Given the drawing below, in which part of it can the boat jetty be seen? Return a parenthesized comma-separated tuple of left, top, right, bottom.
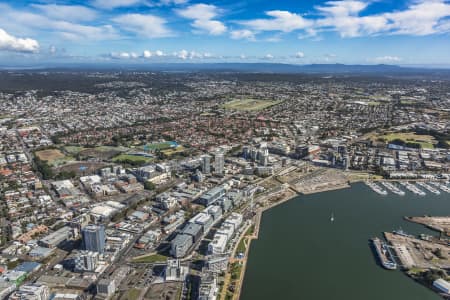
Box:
(381, 181, 405, 196)
(370, 237, 397, 270)
(392, 228, 415, 238)
(365, 181, 388, 195)
(429, 181, 450, 194)
(399, 182, 426, 196)
(416, 182, 440, 195)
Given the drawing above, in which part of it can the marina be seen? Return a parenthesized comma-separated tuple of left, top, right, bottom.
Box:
(241, 183, 446, 300)
(429, 181, 450, 193)
(399, 182, 427, 196)
(416, 182, 441, 195)
(365, 181, 388, 195)
(381, 181, 405, 196)
(362, 180, 450, 197)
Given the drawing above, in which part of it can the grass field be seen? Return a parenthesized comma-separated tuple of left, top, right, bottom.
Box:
(400, 100, 416, 105)
(367, 131, 437, 149)
(142, 141, 178, 151)
(161, 146, 185, 156)
(95, 145, 129, 152)
(222, 98, 281, 111)
(64, 146, 85, 154)
(131, 253, 168, 263)
(377, 132, 436, 149)
(120, 288, 141, 300)
(112, 154, 153, 163)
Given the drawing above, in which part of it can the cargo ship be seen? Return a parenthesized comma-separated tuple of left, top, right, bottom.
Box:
(370, 237, 397, 270)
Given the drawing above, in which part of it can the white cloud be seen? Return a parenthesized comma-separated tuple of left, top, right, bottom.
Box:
(143, 50, 152, 58)
(91, 0, 143, 9)
(111, 49, 212, 60)
(110, 51, 139, 59)
(32, 4, 98, 22)
(315, 0, 450, 37)
(113, 14, 173, 38)
(295, 51, 305, 58)
(176, 4, 227, 35)
(0, 4, 118, 41)
(240, 10, 311, 33)
(315, 1, 388, 37)
(0, 28, 39, 53)
(176, 3, 218, 19)
(174, 49, 211, 59)
(372, 55, 402, 63)
(176, 49, 189, 59)
(233, 0, 450, 40)
(383, 1, 450, 36)
(144, 49, 165, 57)
(264, 54, 274, 59)
(230, 29, 255, 40)
(192, 19, 227, 35)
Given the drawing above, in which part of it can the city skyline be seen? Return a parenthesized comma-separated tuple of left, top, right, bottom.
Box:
(0, 0, 450, 66)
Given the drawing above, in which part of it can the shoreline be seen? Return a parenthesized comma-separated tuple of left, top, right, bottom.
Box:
(232, 182, 351, 300)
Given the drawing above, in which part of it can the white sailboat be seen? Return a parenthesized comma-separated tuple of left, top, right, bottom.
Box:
(331, 212, 334, 222)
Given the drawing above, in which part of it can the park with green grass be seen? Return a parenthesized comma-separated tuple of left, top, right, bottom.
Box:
(222, 98, 282, 111)
(131, 253, 168, 264)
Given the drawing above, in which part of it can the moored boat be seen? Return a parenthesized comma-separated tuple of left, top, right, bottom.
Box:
(370, 237, 397, 270)
(365, 181, 388, 195)
(381, 181, 405, 196)
(416, 182, 440, 195)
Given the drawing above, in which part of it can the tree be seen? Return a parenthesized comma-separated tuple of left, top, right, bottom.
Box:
(34, 156, 54, 179)
(143, 181, 156, 191)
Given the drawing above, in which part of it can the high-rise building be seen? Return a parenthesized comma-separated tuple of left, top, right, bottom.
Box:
(214, 153, 224, 175)
(259, 147, 269, 166)
(242, 146, 249, 159)
(201, 155, 211, 174)
(82, 224, 105, 253)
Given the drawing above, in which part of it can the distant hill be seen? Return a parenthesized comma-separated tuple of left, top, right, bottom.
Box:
(1, 62, 450, 75)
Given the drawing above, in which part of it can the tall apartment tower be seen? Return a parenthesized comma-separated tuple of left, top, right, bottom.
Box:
(82, 224, 105, 253)
(214, 153, 224, 175)
(201, 155, 211, 174)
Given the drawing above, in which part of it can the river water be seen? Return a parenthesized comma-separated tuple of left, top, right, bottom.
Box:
(241, 183, 448, 300)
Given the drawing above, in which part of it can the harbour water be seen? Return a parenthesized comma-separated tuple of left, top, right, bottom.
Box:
(241, 183, 448, 300)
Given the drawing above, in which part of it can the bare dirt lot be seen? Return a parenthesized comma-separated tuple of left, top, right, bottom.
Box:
(35, 149, 65, 162)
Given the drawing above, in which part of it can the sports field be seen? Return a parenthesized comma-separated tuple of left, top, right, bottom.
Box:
(112, 154, 153, 163)
(222, 98, 281, 111)
(374, 132, 436, 149)
(35, 149, 73, 166)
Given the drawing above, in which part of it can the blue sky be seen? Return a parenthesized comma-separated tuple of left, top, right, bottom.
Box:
(0, 0, 449, 65)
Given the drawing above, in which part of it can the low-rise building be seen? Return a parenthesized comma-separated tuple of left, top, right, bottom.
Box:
(170, 234, 192, 258)
(97, 279, 115, 298)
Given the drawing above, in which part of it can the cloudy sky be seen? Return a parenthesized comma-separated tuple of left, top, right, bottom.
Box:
(0, 0, 449, 65)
